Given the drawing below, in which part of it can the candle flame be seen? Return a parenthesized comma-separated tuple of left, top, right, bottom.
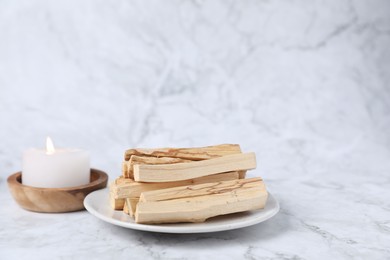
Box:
(46, 136, 55, 155)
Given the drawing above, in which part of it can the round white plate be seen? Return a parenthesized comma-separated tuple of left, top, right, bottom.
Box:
(84, 189, 279, 233)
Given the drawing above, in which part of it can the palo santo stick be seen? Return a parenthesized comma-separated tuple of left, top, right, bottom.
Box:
(110, 191, 125, 210)
(123, 156, 191, 179)
(123, 199, 129, 214)
(115, 176, 134, 185)
(134, 152, 256, 183)
(136, 189, 267, 224)
(139, 177, 264, 202)
(124, 144, 241, 161)
(121, 162, 128, 179)
(124, 198, 139, 218)
(238, 170, 246, 179)
(135, 179, 267, 224)
(113, 171, 239, 199)
(110, 180, 131, 210)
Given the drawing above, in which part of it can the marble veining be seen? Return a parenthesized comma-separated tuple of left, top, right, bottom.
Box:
(0, 0, 389, 259)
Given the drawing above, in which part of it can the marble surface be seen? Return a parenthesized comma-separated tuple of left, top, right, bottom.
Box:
(1, 0, 390, 259)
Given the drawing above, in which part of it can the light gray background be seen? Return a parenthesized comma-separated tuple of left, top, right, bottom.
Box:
(1, 1, 389, 259)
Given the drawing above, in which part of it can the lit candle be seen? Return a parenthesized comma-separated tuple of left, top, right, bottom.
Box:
(22, 137, 90, 188)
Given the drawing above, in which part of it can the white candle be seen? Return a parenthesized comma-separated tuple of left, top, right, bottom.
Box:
(22, 137, 90, 188)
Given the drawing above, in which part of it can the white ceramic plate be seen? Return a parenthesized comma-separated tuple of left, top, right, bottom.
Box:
(84, 189, 280, 233)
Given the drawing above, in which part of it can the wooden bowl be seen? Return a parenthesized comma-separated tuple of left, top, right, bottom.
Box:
(7, 168, 108, 213)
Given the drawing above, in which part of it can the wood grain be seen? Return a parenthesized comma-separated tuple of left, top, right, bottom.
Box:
(7, 169, 108, 213)
(124, 144, 241, 161)
(123, 156, 191, 178)
(134, 153, 256, 182)
(135, 179, 268, 224)
(139, 177, 264, 202)
(113, 171, 239, 199)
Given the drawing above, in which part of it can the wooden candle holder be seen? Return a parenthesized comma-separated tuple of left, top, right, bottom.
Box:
(7, 168, 108, 213)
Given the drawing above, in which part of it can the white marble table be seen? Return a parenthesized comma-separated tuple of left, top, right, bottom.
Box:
(0, 0, 389, 259)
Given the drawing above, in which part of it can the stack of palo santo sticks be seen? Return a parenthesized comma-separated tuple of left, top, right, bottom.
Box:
(109, 144, 268, 224)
